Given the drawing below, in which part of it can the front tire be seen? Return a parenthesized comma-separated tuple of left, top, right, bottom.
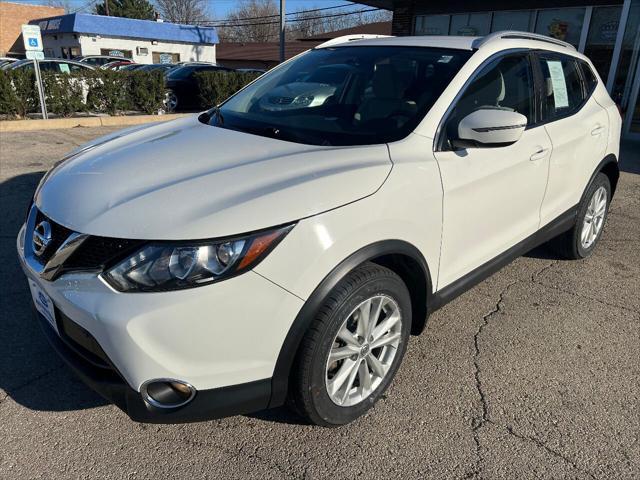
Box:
(164, 89, 178, 113)
(549, 172, 611, 259)
(289, 262, 411, 426)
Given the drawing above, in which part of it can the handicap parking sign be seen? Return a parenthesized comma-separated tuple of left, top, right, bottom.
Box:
(21, 24, 43, 52)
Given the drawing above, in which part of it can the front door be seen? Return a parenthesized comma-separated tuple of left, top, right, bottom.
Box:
(434, 52, 551, 289)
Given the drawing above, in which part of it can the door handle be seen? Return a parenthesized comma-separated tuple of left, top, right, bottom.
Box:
(530, 147, 549, 161)
(591, 125, 605, 136)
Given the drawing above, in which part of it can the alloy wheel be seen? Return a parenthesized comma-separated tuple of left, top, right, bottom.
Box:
(581, 185, 607, 249)
(325, 295, 403, 407)
(164, 91, 178, 112)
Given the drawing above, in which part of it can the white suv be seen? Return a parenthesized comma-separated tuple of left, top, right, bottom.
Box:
(18, 32, 621, 426)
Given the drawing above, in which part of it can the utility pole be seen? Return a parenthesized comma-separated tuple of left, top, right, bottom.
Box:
(105, 0, 110, 16)
(279, 0, 285, 63)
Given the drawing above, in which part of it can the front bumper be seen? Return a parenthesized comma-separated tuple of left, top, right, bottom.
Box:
(17, 223, 304, 422)
(35, 309, 271, 423)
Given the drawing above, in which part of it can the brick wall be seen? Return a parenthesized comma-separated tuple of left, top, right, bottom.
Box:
(391, 0, 416, 36)
(0, 2, 64, 56)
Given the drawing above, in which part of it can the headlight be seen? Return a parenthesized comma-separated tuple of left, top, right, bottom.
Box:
(102, 225, 293, 292)
(293, 95, 314, 106)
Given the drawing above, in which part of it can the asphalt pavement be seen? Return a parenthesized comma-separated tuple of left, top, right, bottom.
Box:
(0, 126, 638, 479)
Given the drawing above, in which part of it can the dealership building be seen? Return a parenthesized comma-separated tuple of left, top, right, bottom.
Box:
(30, 13, 217, 64)
(359, 0, 640, 138)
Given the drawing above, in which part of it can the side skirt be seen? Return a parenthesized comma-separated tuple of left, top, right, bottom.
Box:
(431, 205, 578, 311)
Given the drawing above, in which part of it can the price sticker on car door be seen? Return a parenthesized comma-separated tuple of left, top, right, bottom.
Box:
(29, 279, 58, 335)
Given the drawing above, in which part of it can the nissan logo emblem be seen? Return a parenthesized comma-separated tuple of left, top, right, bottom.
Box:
(32, 220, 52, 256)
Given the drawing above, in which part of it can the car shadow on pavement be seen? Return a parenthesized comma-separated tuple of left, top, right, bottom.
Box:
(0, 172, 107, 413)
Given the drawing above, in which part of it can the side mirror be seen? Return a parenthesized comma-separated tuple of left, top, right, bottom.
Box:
(455, 109, 527, 148)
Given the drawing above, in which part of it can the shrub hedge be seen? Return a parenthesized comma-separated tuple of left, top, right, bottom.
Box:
(195, 70, 262, 109)
(0, 69, 166, 118)
(0, 68, 262, 119)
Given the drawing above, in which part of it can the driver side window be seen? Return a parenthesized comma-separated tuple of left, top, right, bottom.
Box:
(445, 54, 534, 147)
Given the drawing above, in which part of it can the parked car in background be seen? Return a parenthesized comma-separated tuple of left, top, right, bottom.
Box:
(5, 58, 95, 73)
(101, 60, 135, 70)
(121, 64, 146, 71)
(136, 63, 176, 74)
(236, 68, 266, 75)
(259, 64, 353, 112)
(17, 32, 621, 427)
(164, 63, 234, 112)
(75, 55, 130, 67)
(0, 57, 18, 69)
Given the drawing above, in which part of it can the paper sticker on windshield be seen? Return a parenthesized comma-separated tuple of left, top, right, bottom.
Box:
(59, 63, 70, 74)
(438, 55, 454, 63)
(546, 60, 569, 109)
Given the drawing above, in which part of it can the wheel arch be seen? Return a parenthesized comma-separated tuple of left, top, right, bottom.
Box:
(595, 153, 620, 197)
(268, 239, 433, 408)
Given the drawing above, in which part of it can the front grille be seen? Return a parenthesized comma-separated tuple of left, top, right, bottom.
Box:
(33, 210, 72, 265)
(64, 236, 145, 271)
(269, 96, 294, 105)
(31, 209, 145, 278)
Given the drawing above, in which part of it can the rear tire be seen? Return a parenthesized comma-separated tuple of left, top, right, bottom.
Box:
(289, 262, 411, 427)
(549, 172, 611, 259)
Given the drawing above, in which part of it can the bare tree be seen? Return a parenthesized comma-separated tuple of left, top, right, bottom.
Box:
(217, 0, 279, 43)
(217, 1, 393, 43)
(155, 0, 207, 24)
(288, 6, 392, 40)
(44, 0, 75, 13)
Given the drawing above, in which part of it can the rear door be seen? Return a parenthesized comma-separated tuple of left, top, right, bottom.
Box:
(434, 52, 552, 288)
(535, 52, 609, 226)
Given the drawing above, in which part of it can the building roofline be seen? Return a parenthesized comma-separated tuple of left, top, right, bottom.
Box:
(30, 13, 218, 45)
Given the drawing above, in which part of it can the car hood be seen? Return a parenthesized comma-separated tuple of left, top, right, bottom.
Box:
(35, 115, 392, 240)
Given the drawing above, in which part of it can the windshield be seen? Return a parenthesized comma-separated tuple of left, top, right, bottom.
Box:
(207, 46, 471, 146)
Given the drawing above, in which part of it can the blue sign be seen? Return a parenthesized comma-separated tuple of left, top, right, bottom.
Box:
(28, 37, 39, 47)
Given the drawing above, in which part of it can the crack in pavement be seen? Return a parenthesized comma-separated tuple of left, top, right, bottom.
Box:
(468, 279, 519, 479)
(531, 261, 640, 315)
(535, 280, 640, 316)
(467, 260, 605, 479)
(496, 422, 597, 479)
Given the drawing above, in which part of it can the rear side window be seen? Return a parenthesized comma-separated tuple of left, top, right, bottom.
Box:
(580, 61, 598, 94)
(537, 54, 584, 120)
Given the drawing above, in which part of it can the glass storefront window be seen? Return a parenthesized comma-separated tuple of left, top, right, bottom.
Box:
(491, 11, 534, 32)
(414, 15, 449, 36)
(449, 13, 491, 36)
(535, 8, 586, 47)
(611, 0, 640, 106)
(584, 6, 623, 82)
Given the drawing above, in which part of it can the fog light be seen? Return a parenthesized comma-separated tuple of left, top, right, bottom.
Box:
(140, 379, 196, 408)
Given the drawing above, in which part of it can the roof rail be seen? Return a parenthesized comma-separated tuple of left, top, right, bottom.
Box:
(472, 31, 576, 51)
(316, 34, 393, 49)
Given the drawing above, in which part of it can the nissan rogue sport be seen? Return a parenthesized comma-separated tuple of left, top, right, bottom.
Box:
(18, 32, 621, 426)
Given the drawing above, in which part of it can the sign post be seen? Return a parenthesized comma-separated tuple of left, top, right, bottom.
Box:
(22, 25, 47, 119)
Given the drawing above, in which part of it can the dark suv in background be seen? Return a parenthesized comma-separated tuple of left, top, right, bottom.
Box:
(164, 64, 233, 112)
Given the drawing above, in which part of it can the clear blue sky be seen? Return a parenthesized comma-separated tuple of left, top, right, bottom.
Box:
(5, 0, 367, 20)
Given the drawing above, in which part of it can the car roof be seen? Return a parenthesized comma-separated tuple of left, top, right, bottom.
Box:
(9, 58, 94, 68)
(315, 31, 580, 56)
(321, 35, 478, 50)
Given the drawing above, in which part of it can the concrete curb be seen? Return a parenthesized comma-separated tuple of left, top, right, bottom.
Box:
(0, 114, 190, 133)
